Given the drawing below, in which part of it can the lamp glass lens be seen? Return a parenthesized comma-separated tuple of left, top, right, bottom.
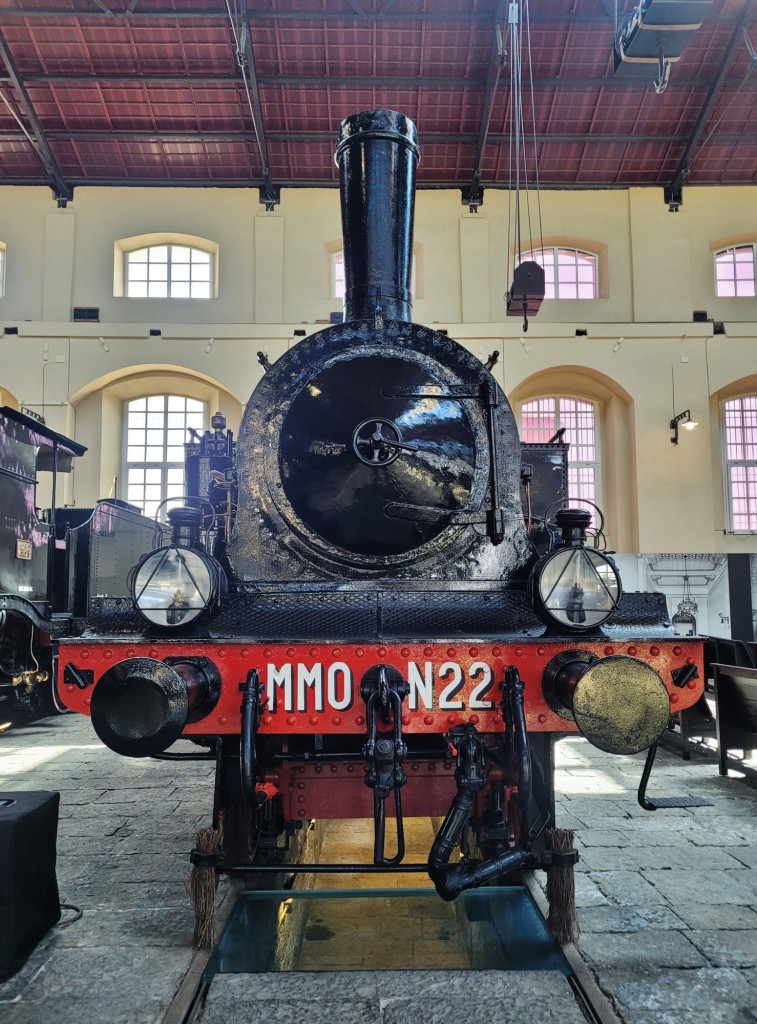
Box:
(538, 547, 620, 628)
(133, 548, 213, 627)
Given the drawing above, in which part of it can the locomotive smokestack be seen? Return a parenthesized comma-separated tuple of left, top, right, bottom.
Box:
(335, 110, 419, 323)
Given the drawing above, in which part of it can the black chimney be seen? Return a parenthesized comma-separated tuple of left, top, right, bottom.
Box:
(335, 109, 419, 324)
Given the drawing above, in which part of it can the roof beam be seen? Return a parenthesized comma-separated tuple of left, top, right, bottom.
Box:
(0, 28, 72, 204)
(3, 173, 755, 191)
(664, 1, 753, 210)
(463, 0, 505, 211)
(0, 71, 733, 91)
(1, 4, 751, 23)
(3, 129, 756, 145)
(0, 5, 620, 22)
(228, 0, 277, 207)
(0, 72, 485, 88)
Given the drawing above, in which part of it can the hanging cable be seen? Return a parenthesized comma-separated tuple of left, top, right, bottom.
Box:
(504, 0, 546, 332)
(524, 0, 544, 257)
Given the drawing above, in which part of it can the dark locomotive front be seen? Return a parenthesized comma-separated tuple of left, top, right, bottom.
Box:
(57, 111, 705, 899)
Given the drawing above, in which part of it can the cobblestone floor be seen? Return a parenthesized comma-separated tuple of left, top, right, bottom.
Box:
(0, 714, 755, 1024)
(550, 734, 757, 1024)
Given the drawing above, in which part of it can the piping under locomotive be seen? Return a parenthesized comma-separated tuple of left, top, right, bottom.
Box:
(56, 110, 705, 901)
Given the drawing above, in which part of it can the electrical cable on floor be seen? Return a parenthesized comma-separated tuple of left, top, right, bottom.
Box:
(56, 902, 83, 926)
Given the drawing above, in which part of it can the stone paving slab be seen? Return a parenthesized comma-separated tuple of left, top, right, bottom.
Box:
(599, 966, 757, 1024)
(0, 715, 214, 1024)
(577, 904, 688, 933)
(198, 971, 589, 1024)
(0, 717, 756, 1024)
(579, 928, 708, 969)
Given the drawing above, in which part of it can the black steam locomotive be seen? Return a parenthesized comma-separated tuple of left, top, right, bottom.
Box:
(0, 405, 157, 727)
(57, 111, 704, 902)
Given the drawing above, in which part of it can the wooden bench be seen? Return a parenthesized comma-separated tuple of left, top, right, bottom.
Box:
(711, 663, 757, 776)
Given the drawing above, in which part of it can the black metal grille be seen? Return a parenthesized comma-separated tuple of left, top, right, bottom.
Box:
(608, 592, 670, 628)
(84, 587, 672, 643)
(379, 590, 540, 639)
(210, 590, 379, 640)
(88, 597, 144, 635)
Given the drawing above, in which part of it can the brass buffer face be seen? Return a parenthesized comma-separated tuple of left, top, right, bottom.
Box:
(542, 650, 670, 755)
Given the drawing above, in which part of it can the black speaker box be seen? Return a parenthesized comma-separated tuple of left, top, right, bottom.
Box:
(0, 791, 61, 982)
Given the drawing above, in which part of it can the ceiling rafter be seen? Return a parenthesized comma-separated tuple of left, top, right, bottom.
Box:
(463, 0, 506, 211)
(226, 0, 277, 206)
(0, 27, 72, 204)
(3, 129, 755, 145)
(0, 71, 730, 91)
(665, 1, 754, 210)
(2, 4, 752, 23)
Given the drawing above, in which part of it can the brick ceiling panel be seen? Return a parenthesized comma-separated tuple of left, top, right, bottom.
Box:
(20, 25, 92, 72)
(255, 22, 336, 77)
(416, 86, 483, 135)
(0, 141, 48, 176)
(271, 138, 334, 180)
(531, 142, 584, 185)
(57, 139, 125, 177)
(417, 141, 476, 182)
(116, 141, 173, 177)
(416, 23, 487, 78)
(707, 87, 757, 134)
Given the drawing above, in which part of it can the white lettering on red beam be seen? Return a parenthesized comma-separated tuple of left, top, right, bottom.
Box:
(266, 662, 496, 714)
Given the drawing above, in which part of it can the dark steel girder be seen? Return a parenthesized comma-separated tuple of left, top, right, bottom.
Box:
(235, 0, 276, 207)
(464, 0, 506, 211)
(0, 72, 485, 88)
(0, 6, 579, 21)
(3, 174, 755, 191)
(1, 4, 752, 22)
(665, 1, 754, 210)
(4, 129, 756, 145)
(0, 28, 72, 203)
(0, 71, 735, 91)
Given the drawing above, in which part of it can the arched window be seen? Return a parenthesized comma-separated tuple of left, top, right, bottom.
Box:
(125, 244, 213, 299)
(114, 233, 218, 298)
(723, 395, 757, 531)
(520, 395, 601, 508)
(714, 245, 756, 298)
(519, 247, 598, 300)
(124, 395, 205, 518)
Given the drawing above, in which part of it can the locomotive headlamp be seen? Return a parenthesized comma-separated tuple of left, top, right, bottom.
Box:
(131, 507, 227, 629)
(530, 508, 621, 633)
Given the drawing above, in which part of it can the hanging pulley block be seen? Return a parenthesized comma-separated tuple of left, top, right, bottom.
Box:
(614, 0, 713, 79)
(506, 260, 546, 321)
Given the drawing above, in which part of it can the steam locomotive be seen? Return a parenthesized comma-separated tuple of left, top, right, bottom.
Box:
(0, 406, 157, 727)
(56, 111, 704, 899)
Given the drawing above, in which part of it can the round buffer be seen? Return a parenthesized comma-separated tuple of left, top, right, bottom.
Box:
(572, 655, 670, 755)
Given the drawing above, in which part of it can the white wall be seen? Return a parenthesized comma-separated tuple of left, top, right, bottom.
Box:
(0, 182, 755, 554)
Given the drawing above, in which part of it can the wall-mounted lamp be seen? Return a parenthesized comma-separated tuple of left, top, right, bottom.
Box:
(670, 409, 698, 445)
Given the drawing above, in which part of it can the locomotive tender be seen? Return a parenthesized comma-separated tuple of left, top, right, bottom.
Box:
(0, 407, 155, 726)
(57, 111, 705, 900)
